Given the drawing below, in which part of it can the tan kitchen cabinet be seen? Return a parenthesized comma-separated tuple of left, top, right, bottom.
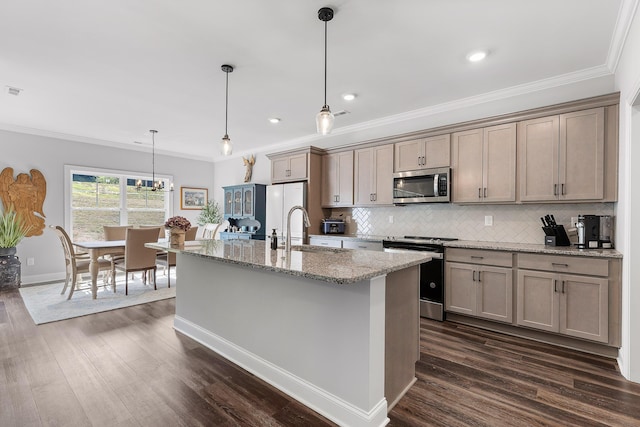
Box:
(394, 134, 450, 172)
(445, 248, 513, 323)
(321, 151, 354, 207)
(451, 123, 516, 203)
(516, 253, 610, 343)
(271, 153, 308, 183)
(354, 144, 394, 205)
(518, 107, 605, 202)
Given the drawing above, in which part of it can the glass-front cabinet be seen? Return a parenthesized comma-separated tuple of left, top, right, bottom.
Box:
(233, 188, 243, 217)
(224, 188, 233, 217)
(243, 187, 254, 217)
(222, 184, 266, 227)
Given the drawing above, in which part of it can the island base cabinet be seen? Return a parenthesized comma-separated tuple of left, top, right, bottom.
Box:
(517, 270, 609, 343)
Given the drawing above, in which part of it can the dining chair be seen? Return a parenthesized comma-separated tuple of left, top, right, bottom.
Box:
(50, 225, 112, 300)
(103, 225, 132, 282)
(141, 224, 166, 240)
(156, 226, 198, 287)
(111, 227, 160, 295)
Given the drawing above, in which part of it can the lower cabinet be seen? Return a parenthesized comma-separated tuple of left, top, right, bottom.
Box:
(309, 236, 342, 248)
(446, 262, 513, 323)
(445, 248, 513, 323)
(516, 266, 609, 343)
(308, 236, 383, 251)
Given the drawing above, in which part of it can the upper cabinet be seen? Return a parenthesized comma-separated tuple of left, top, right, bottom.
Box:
(222, 183, 266, 225)
(518, 107, 605, 202)
(322, 151, 354, 207)
(271, 153, 308, 183)
(451, 123, 516, 203)
(354, 144, 394, 205)
(394, 134, 450, 172)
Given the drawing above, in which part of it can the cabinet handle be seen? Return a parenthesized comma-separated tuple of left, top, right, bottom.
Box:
(554, 184, 558, 196)
(337, 195, 340, 203)
(417, 156, 421, 166)
(478, 188, 482, 199)
(478, 271, 481, 282)
(561, 183, 565, 195)
(552, 263, 569, 267)
(561, 280, 565, 293)
(484, 187, 487, 198)
(422, 156, 426, 166)
(471, 256, 484, 259)
(472, 271, 476, 282)
(554, 279, 558, 293)
(374, 193, 377, 201)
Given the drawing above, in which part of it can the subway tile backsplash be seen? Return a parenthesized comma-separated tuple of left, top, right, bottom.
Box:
(329, 203, 615, 244)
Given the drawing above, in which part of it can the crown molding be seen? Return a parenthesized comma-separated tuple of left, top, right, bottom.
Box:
(606, 0, 640, 73)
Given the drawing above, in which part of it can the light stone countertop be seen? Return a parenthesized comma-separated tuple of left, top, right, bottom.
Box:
(147, 240, 430, 284)
(445, 240, 623, 259)
(308, 234, 387, 243)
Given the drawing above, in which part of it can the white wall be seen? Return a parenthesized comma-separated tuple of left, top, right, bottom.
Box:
(614, 4, 640, 381)
(0, 129, 215, 284)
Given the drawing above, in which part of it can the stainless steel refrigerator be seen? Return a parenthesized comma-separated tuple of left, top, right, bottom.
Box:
(266, 182, 307, 246)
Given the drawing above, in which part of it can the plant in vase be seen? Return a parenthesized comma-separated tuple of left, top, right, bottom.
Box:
(196, 200, 223, 239)
(0, 209, 32, 288)
(164, 216, 191, 246)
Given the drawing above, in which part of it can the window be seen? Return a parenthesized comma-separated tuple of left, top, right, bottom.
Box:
(65, 166, 173, 241)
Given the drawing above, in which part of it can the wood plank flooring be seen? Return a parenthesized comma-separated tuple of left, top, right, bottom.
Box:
(2, 287, 639, 426)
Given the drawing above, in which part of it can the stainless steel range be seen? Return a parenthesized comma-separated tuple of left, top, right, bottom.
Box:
(382, 236, 458, 321)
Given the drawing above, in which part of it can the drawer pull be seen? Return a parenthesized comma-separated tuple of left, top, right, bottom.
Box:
(552, 263, 569, 267)
(471, 256, 484, 259)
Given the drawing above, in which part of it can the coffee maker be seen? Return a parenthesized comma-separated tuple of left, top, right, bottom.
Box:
(576, 215, 614, 249)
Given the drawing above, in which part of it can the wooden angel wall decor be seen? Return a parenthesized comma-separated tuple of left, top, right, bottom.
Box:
(243, 155, 256, 183)
(0, 167, 47, 237)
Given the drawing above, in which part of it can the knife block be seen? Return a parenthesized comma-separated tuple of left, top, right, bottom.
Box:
(542, 225, 571, 246)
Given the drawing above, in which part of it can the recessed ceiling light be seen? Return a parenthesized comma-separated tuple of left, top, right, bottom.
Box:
(269, 118, 281, 124)
(467, 50, 487, 62)
(342, 93, 356, 101)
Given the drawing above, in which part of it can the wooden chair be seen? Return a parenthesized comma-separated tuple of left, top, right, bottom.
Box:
(156, 226, 198, 287)
(111, 227, 160, 295)
(50, 225, 112, 300)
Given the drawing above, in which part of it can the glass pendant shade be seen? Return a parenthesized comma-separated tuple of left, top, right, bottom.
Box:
(221, 134, 232, 156)
(316, 105, 334, 135)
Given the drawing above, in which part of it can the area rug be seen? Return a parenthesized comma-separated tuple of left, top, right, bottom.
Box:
(19, 274, 176, 325)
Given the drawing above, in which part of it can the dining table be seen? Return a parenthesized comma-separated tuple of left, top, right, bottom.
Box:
(73, 240, 126, 299)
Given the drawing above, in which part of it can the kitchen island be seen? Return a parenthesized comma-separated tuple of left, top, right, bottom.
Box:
(147, 240, 430, 427)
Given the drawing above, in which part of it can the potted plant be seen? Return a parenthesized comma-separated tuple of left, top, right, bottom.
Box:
(164, 215, 191, 247)
(0, 209, 31, 288)
(196, 200, 223, 239)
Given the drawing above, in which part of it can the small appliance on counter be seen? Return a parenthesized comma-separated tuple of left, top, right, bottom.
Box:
(541, 214, 571, 246)
(576, 215, 614, 249)
(321, 218, 345, 234)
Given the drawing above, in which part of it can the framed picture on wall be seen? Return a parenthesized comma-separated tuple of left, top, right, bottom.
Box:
(180, 187, 208, 210)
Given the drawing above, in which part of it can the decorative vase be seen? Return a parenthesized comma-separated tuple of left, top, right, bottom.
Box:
(0, 246, 21, 289)
(169, 229, 186, 247)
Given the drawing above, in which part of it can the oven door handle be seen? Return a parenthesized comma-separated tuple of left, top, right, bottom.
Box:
(383, 248, 443, 260)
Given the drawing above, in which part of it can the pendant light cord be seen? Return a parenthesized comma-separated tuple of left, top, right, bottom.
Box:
(225, 71, 229, 135)
(323, 19, 328, 107)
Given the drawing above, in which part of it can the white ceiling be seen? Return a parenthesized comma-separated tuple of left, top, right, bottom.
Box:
(0, 0, 627, 161)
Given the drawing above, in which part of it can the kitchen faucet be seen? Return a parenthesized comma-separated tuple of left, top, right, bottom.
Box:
(286, 205, 311, 254)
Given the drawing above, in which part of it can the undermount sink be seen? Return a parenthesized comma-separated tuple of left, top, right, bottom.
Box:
(289, 245, 348, 254)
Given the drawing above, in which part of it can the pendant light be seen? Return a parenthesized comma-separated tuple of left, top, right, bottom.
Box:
(316, 7, 335, 135)
(136, 129, 174, 192)
(220, 64, 234, 156)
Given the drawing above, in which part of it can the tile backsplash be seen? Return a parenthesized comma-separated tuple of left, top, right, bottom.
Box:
(329, 203, 615, 244)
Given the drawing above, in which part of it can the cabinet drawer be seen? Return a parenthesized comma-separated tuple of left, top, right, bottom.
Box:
(342, 240, 383, 251)
(446, 248, 512, 267)
(517, 253, 608, 277)
(309, 237, 342, 248)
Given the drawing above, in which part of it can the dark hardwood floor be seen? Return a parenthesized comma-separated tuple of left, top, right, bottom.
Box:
(2, 287, 639, 426)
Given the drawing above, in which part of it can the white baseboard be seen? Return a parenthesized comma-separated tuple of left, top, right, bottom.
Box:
(174, 315, 389, 427)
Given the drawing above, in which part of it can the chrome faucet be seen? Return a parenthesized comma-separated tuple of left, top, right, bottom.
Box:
(286, 205, 311, 253)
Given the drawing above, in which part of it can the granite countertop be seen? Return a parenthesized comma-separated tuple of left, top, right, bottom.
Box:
(446, 240, 623, 259)
(146, 240, 430, 284)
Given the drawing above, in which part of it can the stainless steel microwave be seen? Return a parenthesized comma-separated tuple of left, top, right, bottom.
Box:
(393, 167, 450, 204)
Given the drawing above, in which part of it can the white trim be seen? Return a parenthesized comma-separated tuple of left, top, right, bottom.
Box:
(21, 272, 66, 286)
(606, 0, 640, 73)
(174, 316, 390, 427)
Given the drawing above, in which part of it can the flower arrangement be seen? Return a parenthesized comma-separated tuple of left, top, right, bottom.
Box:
(164, 216, 191, 232)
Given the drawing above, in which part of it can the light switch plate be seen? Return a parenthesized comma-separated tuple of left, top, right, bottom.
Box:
(484, 215, 493, 226)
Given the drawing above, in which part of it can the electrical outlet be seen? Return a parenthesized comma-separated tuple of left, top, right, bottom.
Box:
(27, 257, 35, 266)
(571, 216, 578, 227)
(484, 215, 493, 226)
(388, 215, 394, 224)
